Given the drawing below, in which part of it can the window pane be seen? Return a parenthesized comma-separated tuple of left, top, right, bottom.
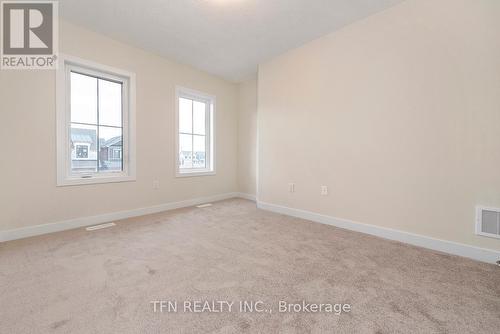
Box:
(193, 135, 206, 169)
(193, 101, 206, 135)
(98, 79, 122, 127)
(99, 126, 123, 172)
(179, 98, 192, 134)
(71, 123, 97, 173)
(179, 134, 193, 169)
(71, 72, 97, 124)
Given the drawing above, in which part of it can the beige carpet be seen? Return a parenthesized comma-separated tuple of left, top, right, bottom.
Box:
(0, 198, 499, 333)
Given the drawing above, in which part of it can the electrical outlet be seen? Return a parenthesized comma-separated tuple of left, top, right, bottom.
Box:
(288, 183, 295, 193)
(321, 186, 328, 196)
(153, 180, 160, 190)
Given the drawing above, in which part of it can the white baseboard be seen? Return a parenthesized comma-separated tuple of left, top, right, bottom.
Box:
(0, 192, 243, 243)
(235, 192, 257, 201)
(257, 201, 500, 264)
(7, 194, 495, 264)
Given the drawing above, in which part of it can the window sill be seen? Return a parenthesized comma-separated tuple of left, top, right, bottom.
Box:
(57, 174, 136, 187)
(176, 170, 216, 178)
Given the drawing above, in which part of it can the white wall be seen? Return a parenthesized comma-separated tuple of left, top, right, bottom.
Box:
(0, 21, 239, 231)
(258, 0, 500, 251)
(237, 78, 258, 196)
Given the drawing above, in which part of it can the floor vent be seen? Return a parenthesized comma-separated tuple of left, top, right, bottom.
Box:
(476, 206, 500, 239)
(196, 203, 213, 208)
(85, 223, 116, 231)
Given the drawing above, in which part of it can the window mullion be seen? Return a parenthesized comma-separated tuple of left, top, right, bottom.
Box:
(71, 121, 121, 129)
(205, 101, 209, 169)
(96, 79, 100, 174)
(121, 82, 124, 172)
(191, 99, 194, 169)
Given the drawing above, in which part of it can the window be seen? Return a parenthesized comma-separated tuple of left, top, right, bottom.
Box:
(75, 144, 90, 159)
(57, 55, 136, 186)
(110, 147, 122, 161)
(175, 87, 215, 176)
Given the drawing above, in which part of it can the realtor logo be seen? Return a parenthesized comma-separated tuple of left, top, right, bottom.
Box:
(1, 1, 58, 69)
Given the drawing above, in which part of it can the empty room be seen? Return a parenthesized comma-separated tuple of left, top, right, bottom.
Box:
(1, 0, 499, 333)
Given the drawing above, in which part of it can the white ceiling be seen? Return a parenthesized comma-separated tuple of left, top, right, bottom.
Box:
(59, 0, 405, 82)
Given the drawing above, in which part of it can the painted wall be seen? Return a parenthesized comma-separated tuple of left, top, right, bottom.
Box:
(237, 78, 258, 196)
(0, 21, 238, 231)
(258, 0, 500, 251)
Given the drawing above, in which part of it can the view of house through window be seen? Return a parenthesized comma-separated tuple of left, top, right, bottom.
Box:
(177, 89, 214, 175)
(70, 72, 123, 174)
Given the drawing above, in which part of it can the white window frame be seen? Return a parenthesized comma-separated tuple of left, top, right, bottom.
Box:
(56, 54, 136, 186)
(175, 86, 216, 177)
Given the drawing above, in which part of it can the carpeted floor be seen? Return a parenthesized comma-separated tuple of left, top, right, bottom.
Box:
(0, 198, 499, 333)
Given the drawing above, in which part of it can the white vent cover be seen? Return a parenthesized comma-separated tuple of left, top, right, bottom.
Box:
(476, 206, 500, 239)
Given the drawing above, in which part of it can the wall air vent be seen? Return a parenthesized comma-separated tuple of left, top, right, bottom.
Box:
(476, 206, 500, 239)
(85, 222, 116, 231)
